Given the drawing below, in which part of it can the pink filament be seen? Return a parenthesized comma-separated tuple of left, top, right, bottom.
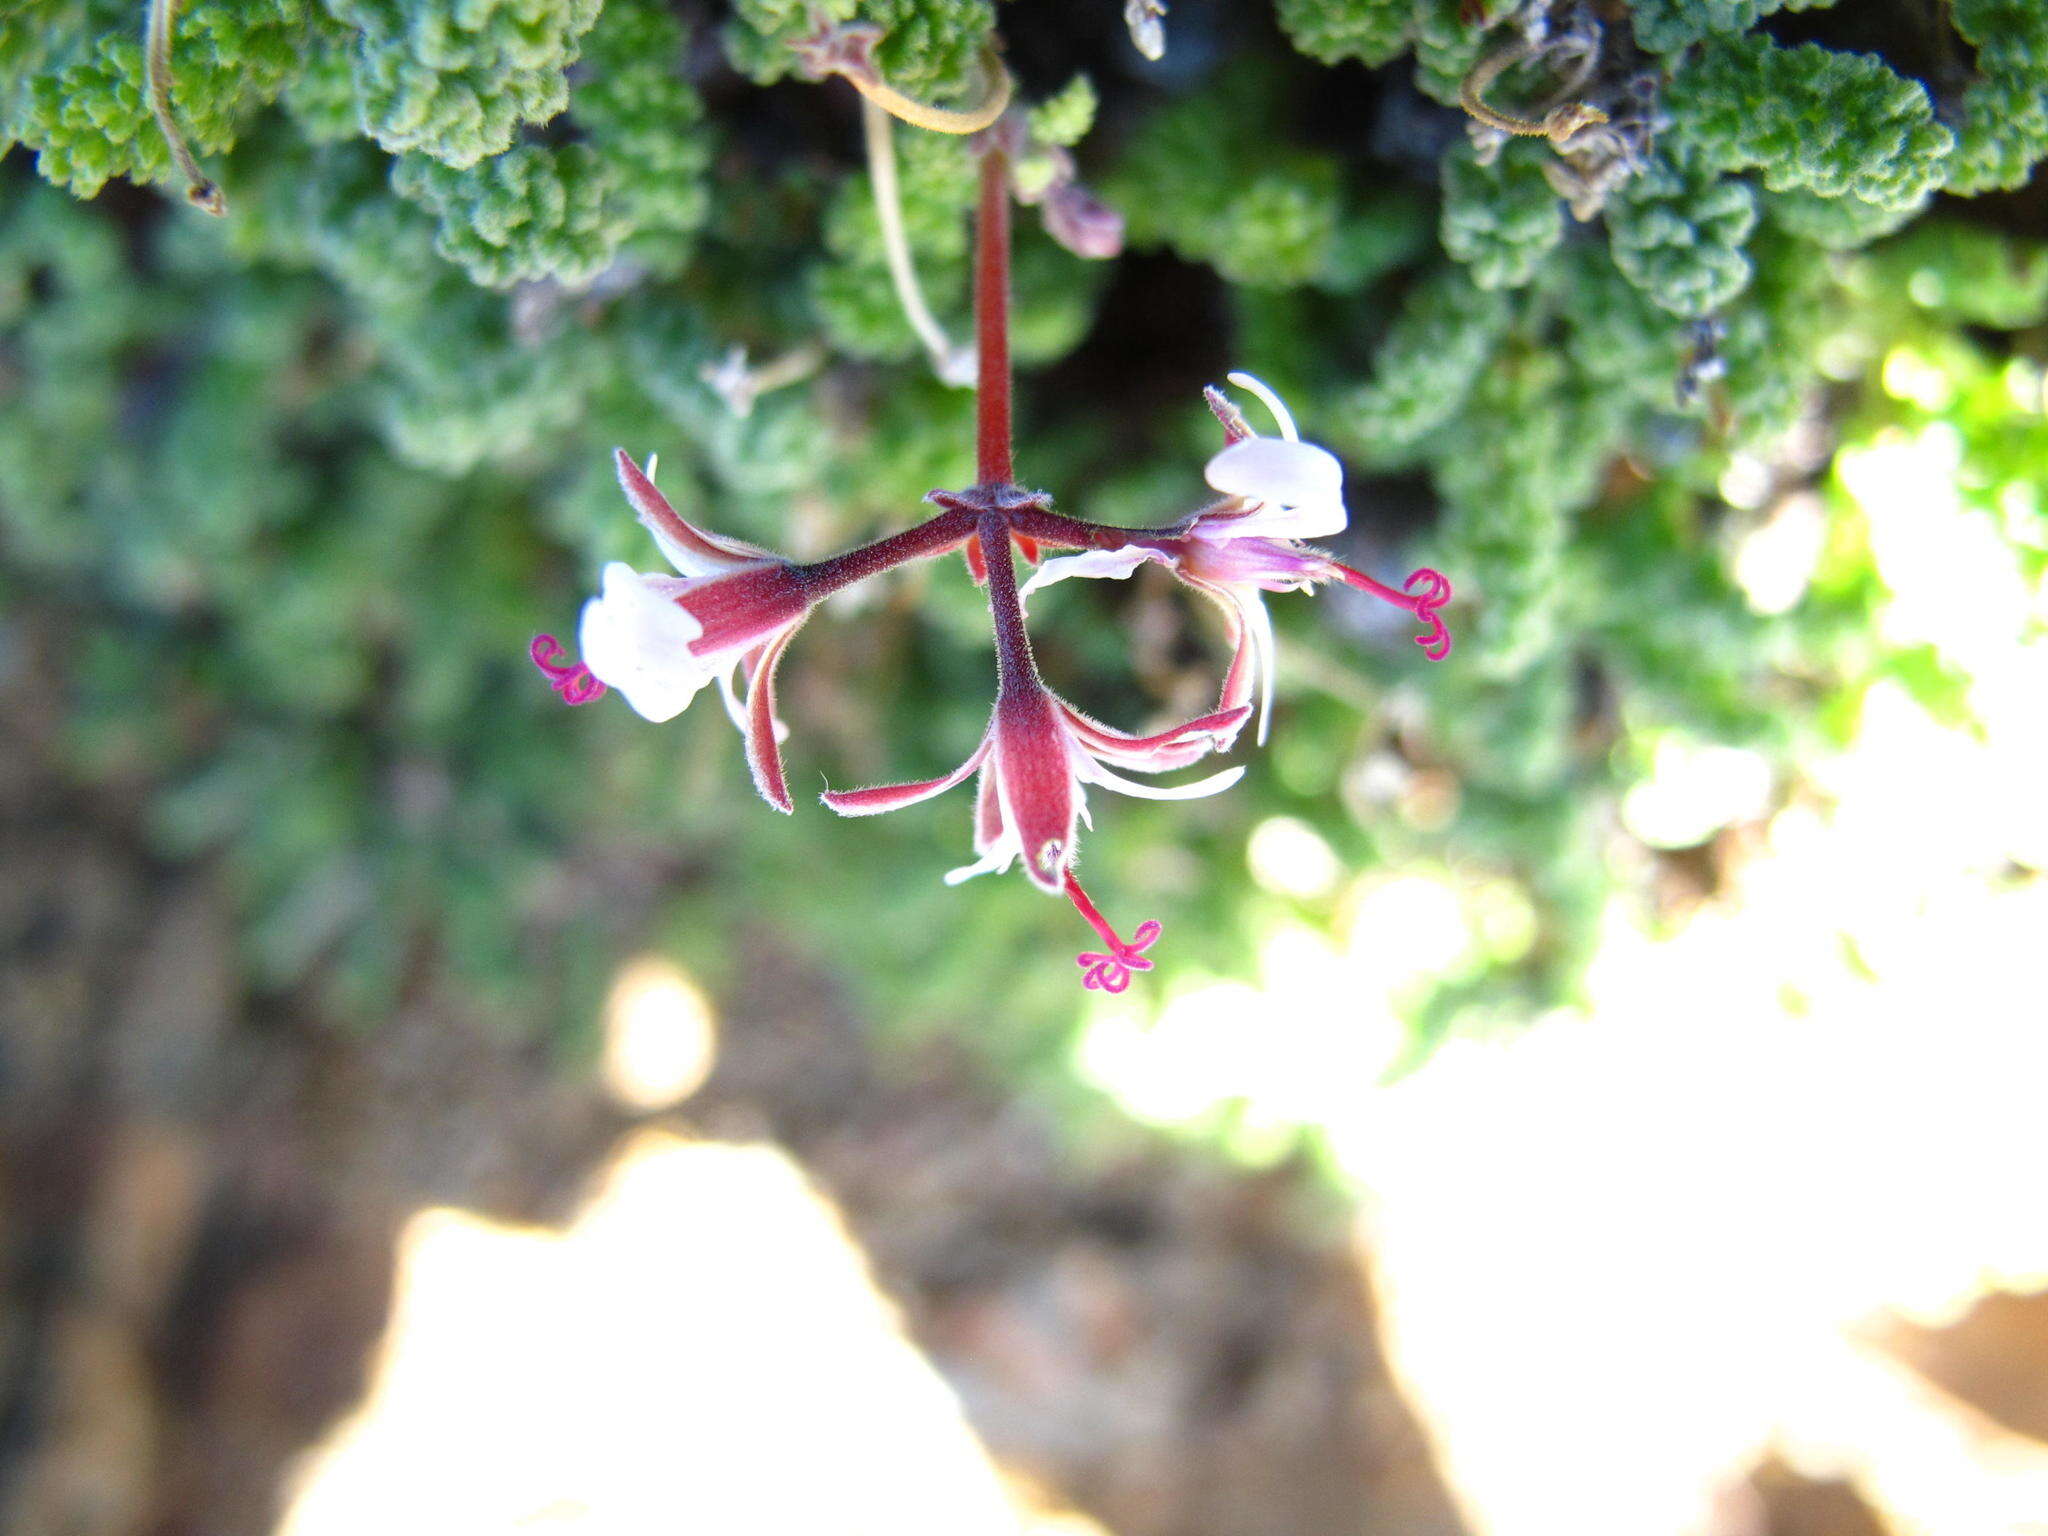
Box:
(1331, 563, 1455, 661)
(530, 634, 608, 705)
(1064, 871, 1163, 993)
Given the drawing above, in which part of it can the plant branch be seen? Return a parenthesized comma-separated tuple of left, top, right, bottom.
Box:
(978, 513, 1039, 693)
(974, 143, 1014, 488)
(799, 503, 981, 596)
(845, 39, 1013, 134)
(862, 98, 974, 386)
(144, 0, 226, 215)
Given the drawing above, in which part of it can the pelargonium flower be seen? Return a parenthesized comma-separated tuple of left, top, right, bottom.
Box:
(1022, 373, 1453, 742)
(533, 128, 1460, 997)
(822, 675, 1249, 992)
(535, 450, 821, 812)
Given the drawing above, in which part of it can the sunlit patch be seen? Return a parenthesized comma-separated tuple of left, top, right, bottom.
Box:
(1715, 451, 1772, 512)
(1076, 391, 2048, 1535)
(1463, 877, 1537, 965)
(1620, 735, 1774, 850)
(1246, 815, 1341, 899)
(1329, 463, 2048, 1536)
(1840, 424, 2031, 666)
(1073, 923, 1407, 1158)
(1344, 862, 2048, 1536)
(1731, 489, 1826, 616)
(278, 1132, 1057, 1536)
(600, 957, 717, 1111)
(1342, 873, 1472, 991)
(2001, 357, 2043, 415)
(1880, 345, 1954, 411)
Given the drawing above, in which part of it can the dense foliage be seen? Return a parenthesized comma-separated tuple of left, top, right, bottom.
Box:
(3, 0, 2044, 1083)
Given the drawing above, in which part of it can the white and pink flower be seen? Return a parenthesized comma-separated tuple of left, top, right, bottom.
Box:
(1022, 373, 1452, 743)
(534, 451, 819, 813)
(532, 376, 1451, 993)
(823, 678, 1249, 992)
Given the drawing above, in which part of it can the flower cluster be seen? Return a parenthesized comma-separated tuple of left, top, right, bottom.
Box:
(534, 125, 1450, 993)
(534, 369, 1451, 991)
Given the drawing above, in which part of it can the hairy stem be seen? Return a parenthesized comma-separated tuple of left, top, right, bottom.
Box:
(978, 513, 1040, 694)
(974, 144, 1014, 488)
(1003, 503, 1188, 553)
(863, 98, 974, 386)
(1460, 34, 1608, 147)
(800, 504, 981, 596)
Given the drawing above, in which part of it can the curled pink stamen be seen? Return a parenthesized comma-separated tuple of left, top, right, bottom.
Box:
(1403, 568, 1454, 660)
(1330, 561, 1455, 662)
(530, 634, 608, 705)
(1403, 567, 1452, 609)
(1065, 873, 1162, 993)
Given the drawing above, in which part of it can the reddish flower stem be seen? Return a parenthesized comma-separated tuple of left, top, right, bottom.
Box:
(978, 511, 1040, 694)
(1004, 503, 1188, 553)
(1062, 869, 1122, 951)
(799, 503, 979, 595)
(974, 144, 1014, 490)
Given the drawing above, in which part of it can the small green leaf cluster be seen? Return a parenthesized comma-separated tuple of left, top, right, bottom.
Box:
(1027, 76, 1097, 150)
(364, 0, 709, 289)
(392, 144, 627, 289)
(1439, 139, 1563, 292)
(1349, 268, 1511, 457)
(1273, 0, 1411, 68)
(722, 0, 856, 83)
(810, 128, 976, 360)
(1410, 0, 1488, 105)
(1667, 36, 1952, 209)
(1605, 151, 1758, 318)
(1763, 187, 1919, 251)
(572, 0, 713, 264)
(1946, 0, 2048, 195)
(1110, 72, 1342, 288)
(328, 0, 602, 168)
(1267, 0, 1484, 98)
(853, 0, 998, 102)
(1626, 0, 1840, 56)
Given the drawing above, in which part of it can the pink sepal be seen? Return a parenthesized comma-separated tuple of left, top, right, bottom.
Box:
(821, 737, 994, 816)
(1059, 700, 1251, 770)
(993, 685, 1082, 894)
(614, 450, 776, 573)
(742, 623, 805, 814)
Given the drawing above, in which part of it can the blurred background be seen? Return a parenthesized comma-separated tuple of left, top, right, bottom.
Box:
(4, 0, 2048, 1532)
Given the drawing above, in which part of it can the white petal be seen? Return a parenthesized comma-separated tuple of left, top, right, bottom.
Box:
(718, 656, 790, 743)
(1078, 760, 1246, 801)
(1224, 371, 1298, 442)
(714, 666, 749, 735)
(1019, 546, 1160, 601)
(1196, 497, 1349, 542)
(648, 523, 722, 581)
(578, 563, 712, 723)
(1204, 439, 1346, 539)
(944, 832, 1019, 886)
